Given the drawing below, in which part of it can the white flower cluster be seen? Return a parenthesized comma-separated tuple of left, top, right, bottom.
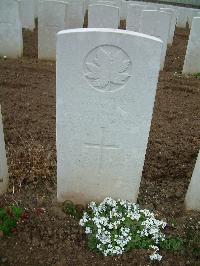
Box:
(149, 245, 162, 261)
(79, 197, 167, 261)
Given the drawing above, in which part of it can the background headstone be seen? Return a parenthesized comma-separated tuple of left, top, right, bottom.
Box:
(187, 8, 200, 28)
(0, 106, 9, 196)
(177, 7, 188, 28)
(38, 0, 68, 60)
(57, 28, 162, 204)
(120, 0, 128, 20)
(34, 0, 38, 18)
(65, 0, 85, 29)
(0, 0, 23, 58)
(160, 7, 176, 45)
(183, 17, 200, 73)
(140, 10, 171, 70)
(19, 0, 35, 31)
(185, 151, 200, 210)
(126, 4, 146, 31)
(88, 4, 119, 28)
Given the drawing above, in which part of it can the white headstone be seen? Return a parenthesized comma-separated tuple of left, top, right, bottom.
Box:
(94, 0, 122, 20)
(187, 8, 193, 28)
(84, 0, 88, 14)
(132, 1, 157, 10)
(185, 151, 200, 210)
(183, 17, 200, 74)
(140, 10, 171, 70)
(89, 0, 121, 9)
(88, 4, 119, 28)
(126, 4, 146, 32)
(0, 106, 8, 196)
(177, 7, 188, 28)
(34, 0, 38, 18)
(65, 0, 85, 29)
(89, 0, 117, 6)
(0, 0, 23, 58)
(120, 0, 128, 20)
(143, 5, 158, 11)
(160, 7, 176, 45)
(56, 28, 162, 204)
(19, 0, 35, 31)
(38, 0, 68, 60)
(187, 8, 200, 28)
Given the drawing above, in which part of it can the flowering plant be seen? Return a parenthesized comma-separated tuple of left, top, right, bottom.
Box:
(80, 197, 168, 261)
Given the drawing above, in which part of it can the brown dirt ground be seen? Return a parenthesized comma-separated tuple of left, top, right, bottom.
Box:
(0, 22, 200, 266)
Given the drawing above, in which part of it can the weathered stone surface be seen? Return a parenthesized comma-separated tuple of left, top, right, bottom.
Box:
(187, 8, 200, 28)
(57, 28, 162, 204)
(34, 0, 38, 18)
(140, 10, 171, 70)
(185, 151, 200, 210)
(0, 106, 8, 196)
(126, 4, 146, 31)
(0, 0, 23, 58)
(143, 5, 158, 11)
(120, 0, 128, 20)
(88, 4, 119, 28)
(183, 17, 200, 73)
(38, 0, 68, 60)
(65, 0, 85, 29)
(19, 0, 35, 30)
(160, 7, 176, 45)
(88, 0, 121, 9)
(89, 0, 117, 6)
(177, 7, 188, 28)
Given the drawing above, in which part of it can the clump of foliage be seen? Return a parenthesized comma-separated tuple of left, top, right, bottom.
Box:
(63, 200, 83, 219)
(194, 73, 200, 79)
(79, 197, 183, 261)
(183, 218, 200, 258)
(0, 206, 24, 236)
(160, 236, 183, 251)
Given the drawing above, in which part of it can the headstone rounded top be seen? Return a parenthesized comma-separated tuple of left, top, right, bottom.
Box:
(57, 28, 163, 44)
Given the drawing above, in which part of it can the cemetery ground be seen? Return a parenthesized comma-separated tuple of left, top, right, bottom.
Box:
(0, 23, 200, 265)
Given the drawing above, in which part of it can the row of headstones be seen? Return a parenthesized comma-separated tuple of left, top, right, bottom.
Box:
(0, 0, 200, 73)
(37, 0, 200, 73)
(38, 0, 200, 73)
(1, 0, 200, 31)
(127, 0, 200, 28)
(126, 3, 200, 73)
(39, 1, 171, 63)
(38, 0, 86, 60)
(0, 27, 199, 210)
(0, 0, 86, 58)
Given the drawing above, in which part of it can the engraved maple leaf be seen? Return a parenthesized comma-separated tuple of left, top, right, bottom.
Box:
(85, 47, 131, 90)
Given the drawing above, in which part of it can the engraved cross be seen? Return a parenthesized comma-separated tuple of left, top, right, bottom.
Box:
(84, 127, 119, 175)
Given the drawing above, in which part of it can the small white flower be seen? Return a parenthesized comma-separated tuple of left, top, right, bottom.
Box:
(80, 197, 167, 261)
(85, 227, 92, 234)
(108, 223, 114, 229)
(79, 219, 85, 226)
(149, 252, 162, 261)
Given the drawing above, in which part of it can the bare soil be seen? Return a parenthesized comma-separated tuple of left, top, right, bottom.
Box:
(0, 23, 200, 266)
